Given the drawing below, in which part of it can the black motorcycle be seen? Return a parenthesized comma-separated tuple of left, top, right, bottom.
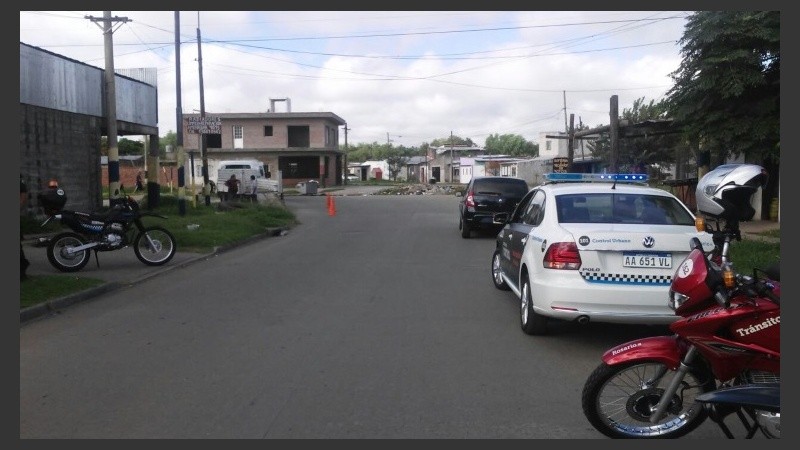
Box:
(38, 187, 176, 272)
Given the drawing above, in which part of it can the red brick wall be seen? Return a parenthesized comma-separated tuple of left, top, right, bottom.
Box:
(101, 165, 175, 190)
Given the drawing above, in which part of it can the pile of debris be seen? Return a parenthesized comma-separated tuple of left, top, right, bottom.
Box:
(374, 183, 463, 196)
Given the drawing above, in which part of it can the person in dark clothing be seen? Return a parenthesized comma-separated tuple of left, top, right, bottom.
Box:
(224, 174, 240, 201)
(20, 176, 30, 280)
(135, 171, 145, 192)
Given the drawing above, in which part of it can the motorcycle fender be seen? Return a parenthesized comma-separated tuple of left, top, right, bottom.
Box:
(601, 335, 682, 370)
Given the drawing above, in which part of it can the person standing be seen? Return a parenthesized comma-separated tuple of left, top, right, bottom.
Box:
(134, 171, 144, 193)
(224, 174, 240, 201)
(248, 175, 258, 203)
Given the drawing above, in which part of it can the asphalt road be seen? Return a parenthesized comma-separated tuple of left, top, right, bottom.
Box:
(20, 193, 743, 439)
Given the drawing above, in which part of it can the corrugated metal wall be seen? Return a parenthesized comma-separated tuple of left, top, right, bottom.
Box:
(19, 43, 157, 128)
(20, 44, 104, 117)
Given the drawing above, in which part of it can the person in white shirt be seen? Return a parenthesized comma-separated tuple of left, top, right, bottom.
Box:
(248, 175, 258, 202)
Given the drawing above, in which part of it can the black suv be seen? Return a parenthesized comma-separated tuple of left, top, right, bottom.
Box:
(458, 176, 529, 238)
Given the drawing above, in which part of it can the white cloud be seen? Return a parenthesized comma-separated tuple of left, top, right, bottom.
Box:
(20, 10, 690, 147)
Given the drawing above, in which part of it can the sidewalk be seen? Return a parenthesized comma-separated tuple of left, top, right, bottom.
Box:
(738, 219, 780, 243)
(20, 227, 287, 324)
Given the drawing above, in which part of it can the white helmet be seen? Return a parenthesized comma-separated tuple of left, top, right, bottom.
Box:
(695, 164, 768, 221)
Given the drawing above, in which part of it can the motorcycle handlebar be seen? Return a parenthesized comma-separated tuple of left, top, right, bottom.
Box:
(736, 274, 780, 305)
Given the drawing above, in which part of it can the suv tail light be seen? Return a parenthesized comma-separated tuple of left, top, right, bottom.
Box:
(543, 242, 581, 270)
(465, 191, 475, 208)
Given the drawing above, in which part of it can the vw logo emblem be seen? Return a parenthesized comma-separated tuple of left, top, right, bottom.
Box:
(642, 236, 655, 248)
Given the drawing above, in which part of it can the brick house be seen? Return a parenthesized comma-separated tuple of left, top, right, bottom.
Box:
(181, 108, 347, 189)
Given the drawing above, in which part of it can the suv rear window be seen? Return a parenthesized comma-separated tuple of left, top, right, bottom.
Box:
(556, 193, 695, 225)
(472, 178, 529, 197)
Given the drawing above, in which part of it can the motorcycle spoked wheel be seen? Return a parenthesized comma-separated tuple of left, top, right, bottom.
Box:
(46, 232, 90, 272)
(581, 360, 716, 439)
(133, 226, 177, 266)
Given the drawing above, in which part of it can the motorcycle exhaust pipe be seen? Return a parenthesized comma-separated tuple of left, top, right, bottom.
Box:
(576, 315, 590, 325)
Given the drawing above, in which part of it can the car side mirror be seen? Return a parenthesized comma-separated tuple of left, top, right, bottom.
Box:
(493, 212, 509, 225)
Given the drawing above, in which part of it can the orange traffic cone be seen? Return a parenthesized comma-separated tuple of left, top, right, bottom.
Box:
(328, 194, 336, 216)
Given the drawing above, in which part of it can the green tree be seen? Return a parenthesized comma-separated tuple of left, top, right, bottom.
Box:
(666, 11, 779, 166)
(118, 137, 144, 156)
(159, 130, 178, 156)
(386, 151, 406, 181)
(484, 133, 538, 156)
(430, 135, 474, 147)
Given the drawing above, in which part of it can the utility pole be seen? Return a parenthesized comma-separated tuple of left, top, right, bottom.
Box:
(567, 114, 575, 171)
(563, 90, 568, 134)
(343, 125, 350, 184)
(197, 14, 210, 206)
(175, 11, 186, 215)
(386, 132, 402, 145)
(610, 95, 619, 173)
(87, 12, 130, 207)
(449, 130, 454, 183)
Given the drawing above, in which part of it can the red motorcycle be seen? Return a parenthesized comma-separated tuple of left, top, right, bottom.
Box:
(581, 164, 779, 438)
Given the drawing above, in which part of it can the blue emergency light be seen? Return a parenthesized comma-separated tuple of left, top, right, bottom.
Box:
(544, 173, 649, 183)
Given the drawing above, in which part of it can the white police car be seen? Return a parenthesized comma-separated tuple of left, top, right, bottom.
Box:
(490, 173, 714, 335)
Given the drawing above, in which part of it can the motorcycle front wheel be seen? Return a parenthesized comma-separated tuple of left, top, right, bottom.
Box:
(133, 226, 176, 266)
(47, 232, 90, 272)
(581, 360, 715, 439)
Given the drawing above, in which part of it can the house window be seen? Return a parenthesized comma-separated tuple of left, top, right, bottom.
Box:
(546, 141, 551, 151)
(264, 125, 273, 136)
(233, 125, 243, 149)
(287, 125, 310, 147)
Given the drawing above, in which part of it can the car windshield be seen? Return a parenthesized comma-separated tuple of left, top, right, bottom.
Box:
(556, 193, 695, 225)
(473, 179, 528, 196)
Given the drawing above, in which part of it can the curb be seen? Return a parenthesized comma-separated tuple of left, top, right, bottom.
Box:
(19, 226, 290, 325)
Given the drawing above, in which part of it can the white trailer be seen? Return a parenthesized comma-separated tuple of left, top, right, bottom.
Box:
(215, 159, 282, 199)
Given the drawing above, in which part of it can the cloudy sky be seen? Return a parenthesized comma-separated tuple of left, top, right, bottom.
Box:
(20, 10, 691, 148)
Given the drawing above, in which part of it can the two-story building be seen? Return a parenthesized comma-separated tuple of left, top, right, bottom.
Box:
(181, 106, 347, 189)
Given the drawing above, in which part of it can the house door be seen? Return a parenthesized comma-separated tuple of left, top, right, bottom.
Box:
(432, 167, 440, 182)
(233, 125, 243, 149)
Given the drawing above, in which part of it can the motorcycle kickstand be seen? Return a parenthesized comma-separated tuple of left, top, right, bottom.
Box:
(93, 249, 101, 268)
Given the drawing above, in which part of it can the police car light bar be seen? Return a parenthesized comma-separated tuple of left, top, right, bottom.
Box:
(544, 173, 649, 183)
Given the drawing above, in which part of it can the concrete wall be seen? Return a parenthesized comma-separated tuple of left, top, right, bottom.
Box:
(20, 104, 103, 214)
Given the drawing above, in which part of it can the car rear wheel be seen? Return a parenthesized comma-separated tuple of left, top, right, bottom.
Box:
(492, 250, 511, 291)
(460, 216, 471, 238)
(520, 275, 548, 335)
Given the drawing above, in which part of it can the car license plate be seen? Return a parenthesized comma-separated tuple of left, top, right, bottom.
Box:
(623, 252, 672, 268)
